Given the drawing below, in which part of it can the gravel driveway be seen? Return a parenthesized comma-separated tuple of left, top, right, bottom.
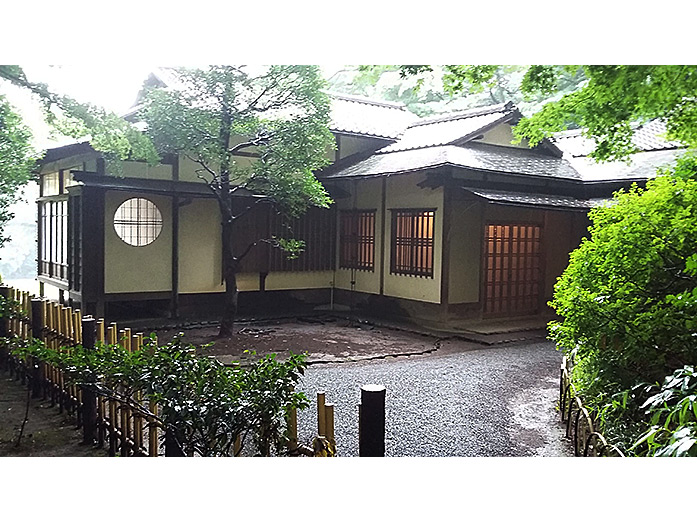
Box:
(296, 340, 573, 457)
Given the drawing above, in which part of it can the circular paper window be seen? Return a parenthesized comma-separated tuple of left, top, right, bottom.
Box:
(113, 197, 163, 246)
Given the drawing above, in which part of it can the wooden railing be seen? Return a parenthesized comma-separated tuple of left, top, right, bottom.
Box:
(0, 284, 335, 457)
(559, 354, 624, 457)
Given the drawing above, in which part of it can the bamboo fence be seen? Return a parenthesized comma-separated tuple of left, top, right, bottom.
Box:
(559, 354, 625, 457)
(0, 284, 334, 457)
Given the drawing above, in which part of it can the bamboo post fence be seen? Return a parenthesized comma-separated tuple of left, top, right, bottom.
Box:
(0, 285, 162, 457)
(1, 284, 334, 457)
(559, 354, 624, 457)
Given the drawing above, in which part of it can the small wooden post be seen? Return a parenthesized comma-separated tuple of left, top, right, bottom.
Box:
(325, 403, 335, 455)
(317, 391, 326, 437)
(288, 407, 298, 453)
(233, 434, 242, 457)
(81, 317, 98, 445)
(359, 384, 386, 457)
(0, 286, 10, 370)
(148, 400, 159, 457)
(30, 299, 45, 399)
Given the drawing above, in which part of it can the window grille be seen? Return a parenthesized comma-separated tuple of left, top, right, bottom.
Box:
(113, 198, 163, 247)
(339, 210, 376, 271)
(38, 200, 68, 281)
(390, 209, 435, 278)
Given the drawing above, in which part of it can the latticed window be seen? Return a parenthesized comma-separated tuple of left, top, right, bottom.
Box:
(390, 209, 435, 278)
(339, 210, 376, 271)
(39, 200, 68, 281)
(113, 198, 163, 246)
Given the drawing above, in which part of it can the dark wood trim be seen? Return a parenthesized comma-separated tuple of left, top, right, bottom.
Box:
(37, 275, 69, 291)
(80, 185, 106, 316)
(58, 169, 65, 194)
(336, 134, 341, 161)
(96, 157, 106, 176)
(379, 177, 387, 295)
(440, 189, 451, 319)
(36, 201, 42, 282)
(171, 194, 180, 318)
(170, 155, 180, 317)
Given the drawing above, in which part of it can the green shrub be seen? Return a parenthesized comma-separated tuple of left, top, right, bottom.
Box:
(550, 158, 697, 451)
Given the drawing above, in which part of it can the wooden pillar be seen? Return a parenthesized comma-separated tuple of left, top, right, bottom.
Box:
(359, 384, 386, 457)
(81, 316, 97, 445)
(30, 299, 45, 398)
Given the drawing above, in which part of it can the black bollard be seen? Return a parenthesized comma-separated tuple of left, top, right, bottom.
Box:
(81, 317, 98, 445)
(359, 384, 386, 457)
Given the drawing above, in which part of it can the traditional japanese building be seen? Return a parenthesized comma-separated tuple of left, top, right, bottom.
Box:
(35, 75, 684, 328)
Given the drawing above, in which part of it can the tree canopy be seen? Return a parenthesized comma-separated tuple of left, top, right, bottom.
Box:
(0, 96, 35, 249)
(140, 65, 335, 335)
(399, 65, 697, 162)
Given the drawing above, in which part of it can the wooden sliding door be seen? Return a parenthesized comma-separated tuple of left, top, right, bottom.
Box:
(484, 224, 542, 316)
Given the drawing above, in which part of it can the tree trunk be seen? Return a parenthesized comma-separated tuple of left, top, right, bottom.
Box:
(219, 220, 238, 338)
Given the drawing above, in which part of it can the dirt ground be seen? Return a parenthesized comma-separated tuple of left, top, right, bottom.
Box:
(154, 317, 457, 365)
(0, 373, 105, 457)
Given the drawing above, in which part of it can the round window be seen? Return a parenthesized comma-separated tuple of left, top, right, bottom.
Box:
(113, 197, 163, 246)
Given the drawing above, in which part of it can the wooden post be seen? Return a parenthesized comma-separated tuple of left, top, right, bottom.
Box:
(317, 391, 326, 437)
(148, 400, 159, 457)
(30, 299, 45, 398)
(0, 285, 10, 338)
(233, 434, 242, 457)
(81, 317, 98, 445)
(0, 286, 10, 371)
(325, 403, 335, 455)
(288, 407, 298, 453)
(359, 384, 386, 457)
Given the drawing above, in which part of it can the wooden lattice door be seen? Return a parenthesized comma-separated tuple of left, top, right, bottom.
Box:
(484, 224, 542, 316)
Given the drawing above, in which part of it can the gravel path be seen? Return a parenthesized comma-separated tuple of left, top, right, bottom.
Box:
(296, 340, 573, 457)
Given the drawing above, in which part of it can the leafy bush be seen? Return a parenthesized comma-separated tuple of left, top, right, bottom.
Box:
(550, 159, 697, 452)
(7, 334, 308, 456)
(632, 366, 697, 456)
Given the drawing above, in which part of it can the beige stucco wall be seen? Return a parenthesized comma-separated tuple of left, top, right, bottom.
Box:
(448, 199, 482, 304)
(178, 198, 225, 293)
(383, 174, 443, 304)
(119, 160, 172, 180)
(479, 123, 530, 149)
(104, 191, 172, 293)
(338, 135, 376, 159)
(334, 177, 383, 294)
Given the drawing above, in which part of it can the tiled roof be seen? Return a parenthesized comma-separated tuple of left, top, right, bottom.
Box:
(465, 188, 608, 210)
(322, 143, 581, 180)
(327, 92, 417, 140)
(379, 103, 515, 153)
(554, 120, 683, 158)
(568, 148, 684, 182)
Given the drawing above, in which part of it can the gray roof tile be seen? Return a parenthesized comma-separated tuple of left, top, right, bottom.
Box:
(554, 120, 683, 157)
(465, 188, 607, 210)
(328, 92, 417, 139)
(379, 103, 514, 153)
(322, 143, 581, 180)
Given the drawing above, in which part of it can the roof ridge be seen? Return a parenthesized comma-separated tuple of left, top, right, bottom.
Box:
(325, 91, 408, 110)
(408, 102, 514, 128)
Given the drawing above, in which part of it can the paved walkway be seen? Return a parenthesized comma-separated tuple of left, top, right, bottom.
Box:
(296, 339, 573, 457)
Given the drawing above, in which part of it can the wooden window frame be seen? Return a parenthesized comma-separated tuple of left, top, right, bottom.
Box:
(390, 208, 435, 278)
(339, 209, 376, 272)
(38, 198, 69, 282)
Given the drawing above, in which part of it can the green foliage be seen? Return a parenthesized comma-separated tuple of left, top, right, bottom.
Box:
(0, 96, 35, 247)
(7, 334, 309, 457)
(0, 65, 159, 166)
(513, 65, 697, 161)
(550, 161, 697, 452)
(632, 366, 697, 456)
(141, 65, 334, 217)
